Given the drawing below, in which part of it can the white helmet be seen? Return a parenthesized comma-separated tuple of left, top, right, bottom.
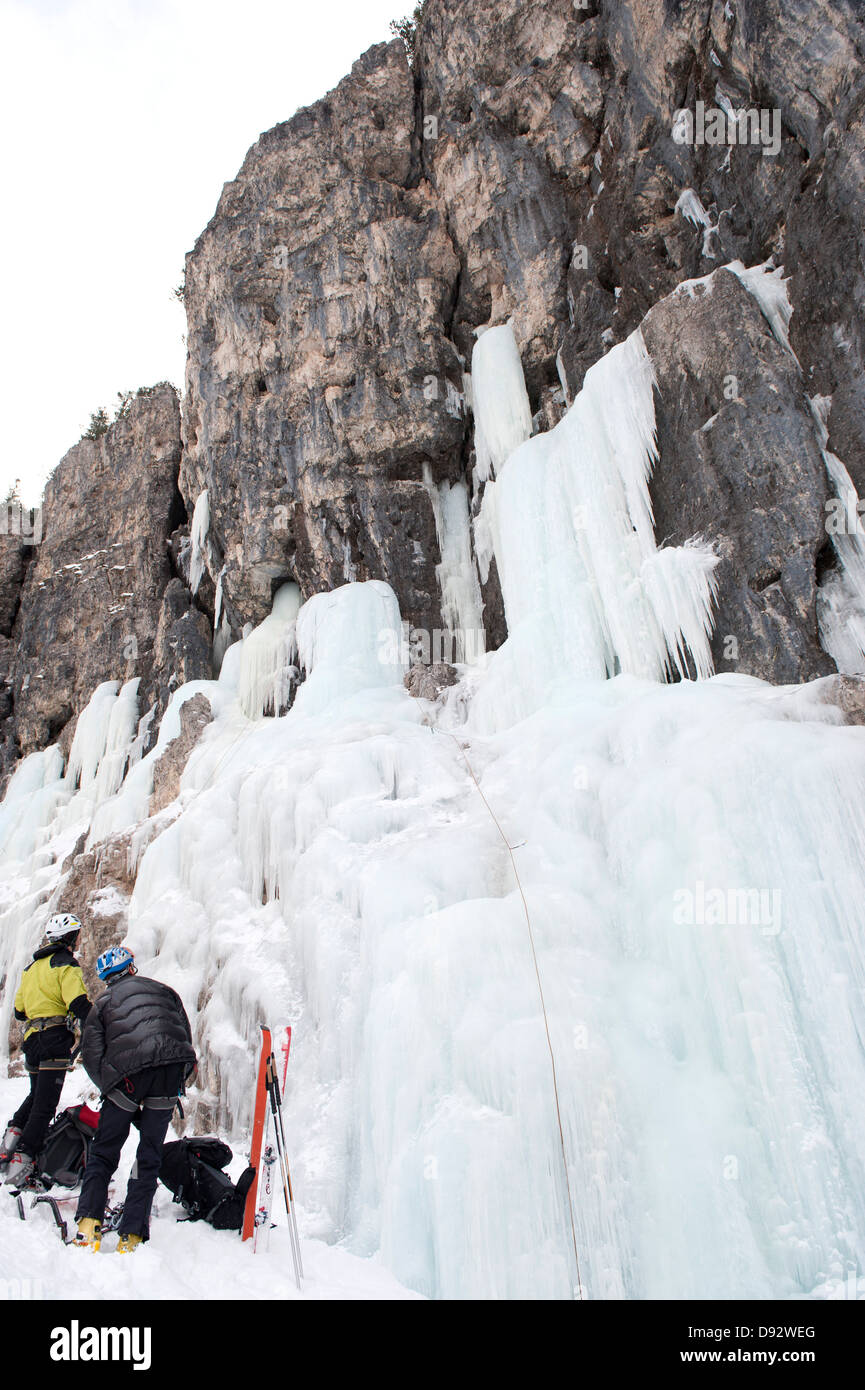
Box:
(46, 913, 82, 940)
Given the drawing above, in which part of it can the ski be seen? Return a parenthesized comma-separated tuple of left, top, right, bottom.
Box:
(252, 1137, 277, 1253)
(252, 1027, 291, 1253)
(278, 1025, 292, 1091)
(242, 1024, 272, 1241)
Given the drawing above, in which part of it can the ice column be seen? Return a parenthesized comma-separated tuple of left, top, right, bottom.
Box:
(238, 582, 302, 719)
(471, 323, 533, 483)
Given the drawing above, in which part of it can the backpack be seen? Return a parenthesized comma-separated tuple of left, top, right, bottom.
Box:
(159, 1138, 256, 1231)
(37, 1103, 100, 1189)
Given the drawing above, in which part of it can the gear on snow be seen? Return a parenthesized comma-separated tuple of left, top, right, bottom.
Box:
(73, 1217, 101, 1251)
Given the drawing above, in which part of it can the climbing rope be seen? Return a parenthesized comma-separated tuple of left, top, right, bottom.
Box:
(437, 726, 586, 1300)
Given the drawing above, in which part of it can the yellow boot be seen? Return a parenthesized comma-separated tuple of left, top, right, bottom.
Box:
(116, 1233, 143, 1254)
(73, 1218, 101, 1251)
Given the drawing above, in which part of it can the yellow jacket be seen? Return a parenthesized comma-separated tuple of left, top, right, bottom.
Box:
(14, 944, 90, 1040)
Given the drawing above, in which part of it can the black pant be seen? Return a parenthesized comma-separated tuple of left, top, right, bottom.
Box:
(76, 1065, 184, 1239)
(12, 1027, 74, 1158)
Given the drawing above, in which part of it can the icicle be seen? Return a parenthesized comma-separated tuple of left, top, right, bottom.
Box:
(65, 681, 121, 790)
(469, 326, 719, 725)
(423, 465, 485, 665)
(213, 566, 225, 631)
(470, 322, 533, 482)
(92, 678, 141, 802)
(238, 582, 302, 719)
(726, 261, 795, 357)
(815, 448, 865, 673)
(189, 490, 210, 595)
(294, 580, 406, 715)
(675, 189, 718, 259)
(641, 543, 720, 679)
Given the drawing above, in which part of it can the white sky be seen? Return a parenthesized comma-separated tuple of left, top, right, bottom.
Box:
(0, 0, 408, 503)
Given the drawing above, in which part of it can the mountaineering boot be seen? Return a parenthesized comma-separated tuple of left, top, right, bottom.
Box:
(3, 1149, 35, 1187)
(0, 1125, 21, 1169)
(116, 1234, 143, 1254)
(73, 1218, 102, 1251)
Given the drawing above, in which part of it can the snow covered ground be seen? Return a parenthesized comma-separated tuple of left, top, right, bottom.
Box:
(0, 1074, 421, 1301)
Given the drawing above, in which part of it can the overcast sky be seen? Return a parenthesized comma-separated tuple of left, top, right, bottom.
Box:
(0, 0, 407, 503)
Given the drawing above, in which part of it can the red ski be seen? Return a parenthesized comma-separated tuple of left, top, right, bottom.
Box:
(242, 1024, 272, 1241)
(279, 1025, 292, 1090)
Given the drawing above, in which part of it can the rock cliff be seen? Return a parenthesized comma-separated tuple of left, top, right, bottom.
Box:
(0, 386, 211, 786)
(5, 0, 865, 786)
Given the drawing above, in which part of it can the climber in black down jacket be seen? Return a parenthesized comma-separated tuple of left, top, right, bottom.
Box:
(74, 946, 197, 1252)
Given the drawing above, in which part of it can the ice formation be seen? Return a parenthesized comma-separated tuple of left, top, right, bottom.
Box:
(726, 260, 795, 357)
(470, 322, 533, 482)
(188, 489, 210, 595)
(238, 582, 301, 719)
(423, 465, 485, 664)
(675, 189, 718, 259)
(2, 272, 865, 1302)
(812, 420, 865, 674)
(471, 326, 719, 728)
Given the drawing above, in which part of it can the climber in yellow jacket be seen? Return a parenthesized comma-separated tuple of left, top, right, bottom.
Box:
(1, 913, 92, 1187)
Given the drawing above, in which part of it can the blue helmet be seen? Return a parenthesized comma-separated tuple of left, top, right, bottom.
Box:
(96, 946, 136, 981)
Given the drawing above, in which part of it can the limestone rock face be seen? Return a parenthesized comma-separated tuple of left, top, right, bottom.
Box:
(813, 674, 865, 726)
(149, 692, 213, 816)
(641, 269, 833, 684)
(0, 387, 210, 781)
(0, 535, 29, 639)
(181, 40, 465, 642)
(53, 829, 141, 1002)
(404, 661, 459, 701)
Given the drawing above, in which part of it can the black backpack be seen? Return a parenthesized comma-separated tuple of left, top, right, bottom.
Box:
(159, 1138, 255, 1231)
(37, 1104, 99, 1189)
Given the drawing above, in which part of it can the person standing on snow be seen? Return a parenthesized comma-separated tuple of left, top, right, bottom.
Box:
(1, 913, 92, 1187)
(74, 946, 196, 1252)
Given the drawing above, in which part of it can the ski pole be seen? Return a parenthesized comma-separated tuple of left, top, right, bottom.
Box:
(273, 1086, 303, 1280)
(273, 1029, 304, 1281)
(266, 1053, 302, 1286)
(265, 1053, 303, 1286)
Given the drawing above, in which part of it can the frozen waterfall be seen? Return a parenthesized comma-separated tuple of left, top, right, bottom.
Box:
(1, 307, 864, 1303)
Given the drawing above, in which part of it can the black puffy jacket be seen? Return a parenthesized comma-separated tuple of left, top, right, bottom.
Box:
(81, 973, 196, 1096)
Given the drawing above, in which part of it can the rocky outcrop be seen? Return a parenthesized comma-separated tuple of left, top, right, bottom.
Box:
(814, 673, 865, 725)
(149, 692, 213, 815)
(53, 830, 140, 1003)
(181, 40, 465, 644)
(0, 387, 211, 783)
(404, 661, 459, 701)
(642, 268, 833, 684)
(0, 535, 29, 639)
